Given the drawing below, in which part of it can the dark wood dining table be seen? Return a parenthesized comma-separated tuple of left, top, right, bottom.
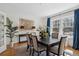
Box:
(38, 37, 60, 56)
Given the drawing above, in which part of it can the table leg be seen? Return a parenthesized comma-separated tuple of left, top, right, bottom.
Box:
(46, 45, 50, 56)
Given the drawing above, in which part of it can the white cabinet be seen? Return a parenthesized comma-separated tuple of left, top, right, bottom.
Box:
(0, 14, 4, 46)
(0, 11, 6, 53)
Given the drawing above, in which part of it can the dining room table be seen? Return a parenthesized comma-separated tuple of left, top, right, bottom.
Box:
(37, 37, 60, 56)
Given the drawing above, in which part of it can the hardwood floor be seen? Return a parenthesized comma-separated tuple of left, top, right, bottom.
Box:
(0, 42, 27, 56)
(65, 46, 79, 55)
(0, 42, 79, 56)
(0, 48, 16, 56)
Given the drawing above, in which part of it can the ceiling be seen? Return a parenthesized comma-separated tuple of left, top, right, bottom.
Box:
(0, 3, 79, 25)
(0, 3, 79, 18)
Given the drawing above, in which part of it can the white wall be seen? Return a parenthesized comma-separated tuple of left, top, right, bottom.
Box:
(40, 17, 47, 27)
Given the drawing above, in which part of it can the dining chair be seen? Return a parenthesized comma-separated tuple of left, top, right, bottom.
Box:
(52, 33, 58, 39)
(26, 34, 33, 55)
(31, 36, 46, 56)
(49, 36, 67, 56)
(31, 32, 36, 36)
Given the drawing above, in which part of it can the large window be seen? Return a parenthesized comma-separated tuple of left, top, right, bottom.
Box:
(52, 20, 60, 33)
(63, 17, 74, 34)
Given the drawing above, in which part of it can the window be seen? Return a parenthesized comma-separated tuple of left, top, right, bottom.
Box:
(63, 17, 74, 34)
(52, 20, 60, 33)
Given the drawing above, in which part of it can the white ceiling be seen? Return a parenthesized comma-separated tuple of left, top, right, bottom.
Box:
(0, 3, 79, 26)
(0, 3, 79, 18)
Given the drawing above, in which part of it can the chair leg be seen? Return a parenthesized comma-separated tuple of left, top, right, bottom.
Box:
(29, 48, 31, 55)
(38, 52, 40, 56)
(32, 49, 34, 56)
(27, 45, 29, 50)
(63, 52, 65, 56)
(53, 54, 55, 56)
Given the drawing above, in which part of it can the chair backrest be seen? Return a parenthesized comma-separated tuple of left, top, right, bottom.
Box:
(31, 36, 38, 51)
(52, 33, 58, 39)
(58, 36, 67, 55)
(26, 34, 33, 45)
(31, 32, 36, 36)
(28, 34, 32, 40)
(26, 34, 30, 44)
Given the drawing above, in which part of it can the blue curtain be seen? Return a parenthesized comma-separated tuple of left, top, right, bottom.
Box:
(73, 9, 79, 50)
(47, 17, 50, 36)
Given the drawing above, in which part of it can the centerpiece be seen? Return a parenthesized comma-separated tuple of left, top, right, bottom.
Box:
(37, 26, 48, 39)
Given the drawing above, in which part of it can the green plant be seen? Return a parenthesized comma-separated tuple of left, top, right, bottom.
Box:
(5, 17, 18, 43)
(40, 31, 48, 39)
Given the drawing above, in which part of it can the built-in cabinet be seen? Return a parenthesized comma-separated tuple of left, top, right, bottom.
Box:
(0, 11, 6, 53)
(0, 15, 4, 47)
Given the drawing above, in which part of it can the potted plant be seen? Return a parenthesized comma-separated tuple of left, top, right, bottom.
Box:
(5, 17, 18, 48)
(39, 26, 48, 39)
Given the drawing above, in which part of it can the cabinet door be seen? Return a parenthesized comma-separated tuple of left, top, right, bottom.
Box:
(0, 13, 6, 53)
(0, 15, 4, 47)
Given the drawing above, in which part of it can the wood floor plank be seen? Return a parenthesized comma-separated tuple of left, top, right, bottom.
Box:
(0, 42, 79, 56)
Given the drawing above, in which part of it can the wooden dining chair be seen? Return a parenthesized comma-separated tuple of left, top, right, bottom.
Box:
(49, 36, 67, 56)
(31, 36, 46, 56)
